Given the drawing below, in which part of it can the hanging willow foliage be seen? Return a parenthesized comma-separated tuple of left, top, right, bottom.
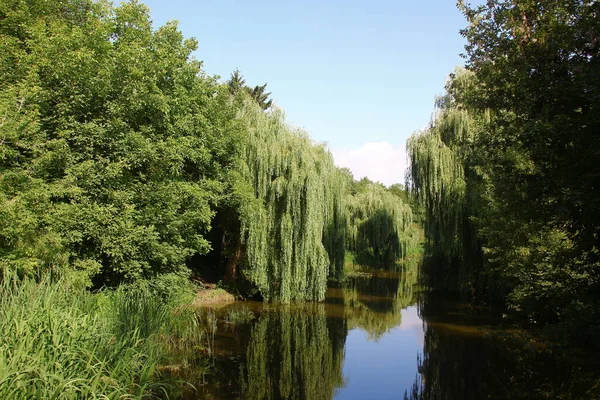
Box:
(407, 131, 466, 260)
(346, 183, 416, 268)
(322, 182, 347, 281)
(236, 101, 347, 302)
(406, 69, 488, 292)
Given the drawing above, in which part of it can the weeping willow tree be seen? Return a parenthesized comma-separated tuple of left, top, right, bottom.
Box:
(407, 132, 466, 261)
(406, 69, 489, 294)
(233, 101, 347, 302)
(322, 183, 347, 281)
(346, 183, 416, 268)
(244, 304, 346, 400)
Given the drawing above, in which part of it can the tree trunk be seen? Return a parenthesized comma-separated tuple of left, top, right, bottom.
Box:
(224, 239, 243, 283)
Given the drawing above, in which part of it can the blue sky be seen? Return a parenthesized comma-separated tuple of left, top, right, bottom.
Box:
(141, 0, 476, 185)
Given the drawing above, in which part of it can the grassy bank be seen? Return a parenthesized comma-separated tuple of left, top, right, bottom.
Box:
(0, 272, 207, 399)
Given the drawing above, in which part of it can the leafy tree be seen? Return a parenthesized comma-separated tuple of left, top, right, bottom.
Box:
(227, 68, 246, 95)
(249, 83, 273, 110)
(407, 69, 486, 295)
(0, 0, 241, 286)
(346, 183, 419, 268)
(409, 0, 600, 342)
(459, 0, 600, 328)
(229, 100, 346, 301)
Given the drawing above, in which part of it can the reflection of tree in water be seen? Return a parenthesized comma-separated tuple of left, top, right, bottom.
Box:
(192, 267, 421, 399)
(404, 296, 600, 400)
(342, 267, 417, 340)
(244, 268, 420, 398)
(244, 304, 346, 400)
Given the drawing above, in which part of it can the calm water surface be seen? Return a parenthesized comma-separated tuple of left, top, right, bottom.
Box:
(179, 269, 599, 400)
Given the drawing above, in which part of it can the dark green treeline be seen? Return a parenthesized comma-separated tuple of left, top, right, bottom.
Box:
(0, 0, 420, 302)
(408, 0, 600, 343)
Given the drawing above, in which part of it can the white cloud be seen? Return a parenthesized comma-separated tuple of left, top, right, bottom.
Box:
(333, 141, 408, 187)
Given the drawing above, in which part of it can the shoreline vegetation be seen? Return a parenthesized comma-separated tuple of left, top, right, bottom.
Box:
(0, 270, 198, 398)
(407, 1, 600, 349)
(1, 0, 599, 398)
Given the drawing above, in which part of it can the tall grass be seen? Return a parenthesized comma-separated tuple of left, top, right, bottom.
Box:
(0, 271, 204, 399)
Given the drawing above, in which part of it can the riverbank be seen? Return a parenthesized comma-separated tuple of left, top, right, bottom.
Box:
(192, 284, 236, 307)
(0, 272, 212, 399)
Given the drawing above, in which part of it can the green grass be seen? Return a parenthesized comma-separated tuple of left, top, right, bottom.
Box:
(0, 271, 207, 399)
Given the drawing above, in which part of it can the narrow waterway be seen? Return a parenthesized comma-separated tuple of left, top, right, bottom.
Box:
(177, 269, 599, 400)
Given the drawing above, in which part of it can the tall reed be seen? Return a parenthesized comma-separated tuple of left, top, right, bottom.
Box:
(0, 272, 202, 399)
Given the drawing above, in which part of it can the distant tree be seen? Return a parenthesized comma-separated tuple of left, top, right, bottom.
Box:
(227, 68, 246, 95)
(226, 69, 273, 110)
(345, 183, 417, 268)
(249, 83, 273, 110)
(388, 183, 406, 199)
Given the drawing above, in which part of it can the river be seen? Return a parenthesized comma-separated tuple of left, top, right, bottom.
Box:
(173, 268, 599, 400)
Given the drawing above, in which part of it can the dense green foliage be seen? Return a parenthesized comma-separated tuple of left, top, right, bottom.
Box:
(0, 1, 377, 394)
(0, 0, 240, 286)
(0, 0, 419, 303)
(409, 0, 600, 342)
(345, 179, 420, 269)
(407, 69, 485, 294)
(234, 102, 347, 301)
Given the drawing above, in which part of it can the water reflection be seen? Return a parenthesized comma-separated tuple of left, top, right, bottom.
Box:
(334, 269, 415, 340)
(404, 296, 600, 400)
(189, 268, 413, 399)
(244, 304, 346, 400)
(183, 268, 599, 400)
